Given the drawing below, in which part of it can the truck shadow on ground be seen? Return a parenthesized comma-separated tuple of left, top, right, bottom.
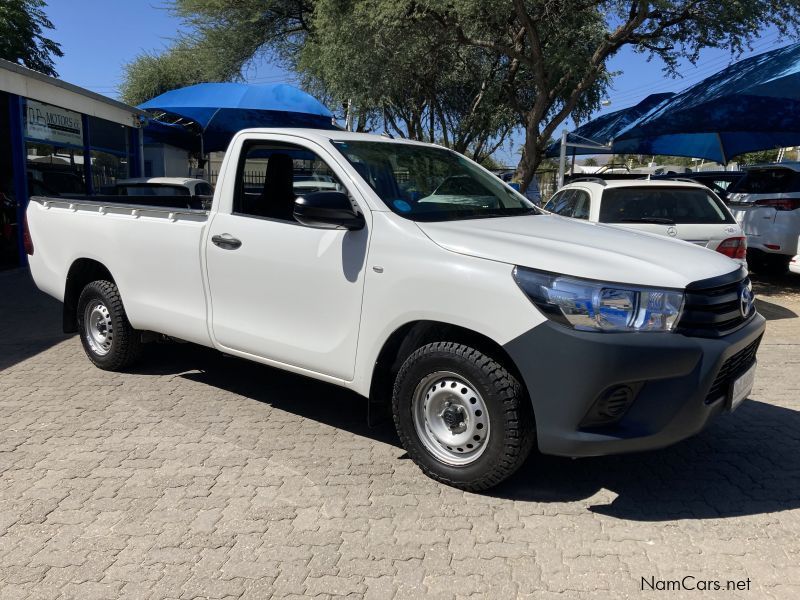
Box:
(491, 398, 800, 520)
(139, 343, 800, 522)
(754, 297, 798, 320)
(140, 343, 401, 448)
(0, 269, 71, 371)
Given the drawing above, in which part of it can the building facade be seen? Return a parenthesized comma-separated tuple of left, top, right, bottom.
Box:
(0, 59, 146, 269)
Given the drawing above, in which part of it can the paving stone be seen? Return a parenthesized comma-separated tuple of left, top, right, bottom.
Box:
(1, 268, 800, 599)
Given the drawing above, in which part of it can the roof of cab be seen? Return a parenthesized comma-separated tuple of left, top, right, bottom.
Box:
(234, 128, 439, 147)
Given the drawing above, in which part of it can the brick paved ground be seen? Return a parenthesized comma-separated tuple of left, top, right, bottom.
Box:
(1, 267, 799, 600)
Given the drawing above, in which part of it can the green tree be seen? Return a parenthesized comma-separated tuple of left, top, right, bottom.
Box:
(122, 1, 800, 189)
(582, 157, 598, 166)
(121, 0, 518, 162)
(299, 0, 517, 161)
(734, 149, 780, 165)
(425, 0, 800, 190)
(0, 0, 62, 77)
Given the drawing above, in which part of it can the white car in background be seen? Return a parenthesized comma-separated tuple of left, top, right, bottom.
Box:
(726, 163, 800, 275)
(544, 179, 747, 264)
(110, 177, 213, 197)
(99, 177, 214, 210)
(791, 253, 800, 275)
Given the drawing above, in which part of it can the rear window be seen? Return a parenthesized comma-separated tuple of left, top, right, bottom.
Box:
(120, 185, 190, 197)
(195, 182, 213, 196)
(732, 169, 800, 194)
(599, 187, 734, 224)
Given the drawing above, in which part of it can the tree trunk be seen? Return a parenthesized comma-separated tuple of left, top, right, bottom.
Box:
(514, 126, 542, 193)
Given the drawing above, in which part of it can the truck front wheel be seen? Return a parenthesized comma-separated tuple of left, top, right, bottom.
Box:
(76, 280, 142, 371)
(392, 342, 535, 491)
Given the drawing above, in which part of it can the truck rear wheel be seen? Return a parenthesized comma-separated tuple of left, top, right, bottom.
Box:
(76, 280, 142, 371)
(392, 342, 535, 491)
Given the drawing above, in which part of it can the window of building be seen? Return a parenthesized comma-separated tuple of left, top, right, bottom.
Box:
(26, 143, 87, 197)
(90, 150, 128, 190)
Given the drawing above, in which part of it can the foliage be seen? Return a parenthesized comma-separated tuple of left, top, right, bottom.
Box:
(0, 0, 62, 77)
(582, 157, 598, 166)
(122, 1, 800, 187)
(299, 0, 518, 161)
(120, 0, 518, 162)
(734, 149, 781, 165)
(422, 0, 800, 189)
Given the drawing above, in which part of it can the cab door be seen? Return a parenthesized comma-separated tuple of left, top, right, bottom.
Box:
(204, 136, 370, 381)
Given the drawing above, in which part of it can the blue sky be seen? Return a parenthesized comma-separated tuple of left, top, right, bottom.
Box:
(44, 2, 789, 165)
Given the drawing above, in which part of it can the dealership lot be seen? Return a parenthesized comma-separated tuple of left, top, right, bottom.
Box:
(0, 267, 799, 599)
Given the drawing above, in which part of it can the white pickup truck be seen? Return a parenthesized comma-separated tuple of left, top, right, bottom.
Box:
(26, 128, 765, 491)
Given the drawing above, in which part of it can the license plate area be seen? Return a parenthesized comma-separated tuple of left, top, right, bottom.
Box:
(728, 361, 757, 412)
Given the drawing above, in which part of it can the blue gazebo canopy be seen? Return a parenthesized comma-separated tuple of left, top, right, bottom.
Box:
(545, 93, 674, 157)
(140, 82, 337, 152)
(613, 42, 800, 163)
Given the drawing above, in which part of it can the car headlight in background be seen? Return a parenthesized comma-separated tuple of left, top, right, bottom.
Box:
(513, 267, 684, 332)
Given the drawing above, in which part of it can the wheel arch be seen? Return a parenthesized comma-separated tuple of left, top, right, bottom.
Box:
(63, 258, 116, 333)
(367, 320, 529, 420)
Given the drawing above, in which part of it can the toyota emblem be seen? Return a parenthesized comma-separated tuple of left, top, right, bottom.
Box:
(666, 226, 678, 237)
(739, 281, 754, 318)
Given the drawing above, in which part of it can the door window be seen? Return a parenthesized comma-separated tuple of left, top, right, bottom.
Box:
(545, 189, 581, 217)
(544, 190, 568, 214)
(235, 142, 346, 221)
(572, 190, 591, 219)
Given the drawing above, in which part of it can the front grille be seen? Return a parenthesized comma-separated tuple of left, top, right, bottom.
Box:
(704, 335, 762, 404)
(677, 267, 753, 338)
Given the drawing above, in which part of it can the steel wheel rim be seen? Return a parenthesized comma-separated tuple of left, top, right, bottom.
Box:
(84, 302, 113, 356)
(411, 371, 490, 466)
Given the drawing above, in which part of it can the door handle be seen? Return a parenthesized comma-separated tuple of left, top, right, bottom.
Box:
(212, 234, 242, 250)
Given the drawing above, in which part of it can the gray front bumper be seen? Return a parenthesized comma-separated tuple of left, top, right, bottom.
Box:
(504, 314, 766, 457)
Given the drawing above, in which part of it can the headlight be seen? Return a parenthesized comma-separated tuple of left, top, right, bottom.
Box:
(513, 266, 684, 332)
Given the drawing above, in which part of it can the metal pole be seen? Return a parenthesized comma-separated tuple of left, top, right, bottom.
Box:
(557, 129, 568, 189)
(138, 127, 145, 178)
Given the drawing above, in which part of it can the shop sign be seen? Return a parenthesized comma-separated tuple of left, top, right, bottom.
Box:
(25, 99, 84, 146)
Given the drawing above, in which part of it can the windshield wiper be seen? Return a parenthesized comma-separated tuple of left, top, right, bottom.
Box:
(619, 217, 675, 224)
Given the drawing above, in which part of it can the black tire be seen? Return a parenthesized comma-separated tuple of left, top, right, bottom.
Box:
(392, 342, 535, 491)
(76, 280, 142, 371)
(747, 250, 790, 276)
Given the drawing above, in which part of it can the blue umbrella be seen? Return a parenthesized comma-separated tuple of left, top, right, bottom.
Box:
(545, 93, 674, 157)
(139, 82, 337, 152)
(613, 42, 800, 163)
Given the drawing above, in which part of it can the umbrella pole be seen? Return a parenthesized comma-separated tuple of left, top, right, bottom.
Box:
(716, 133, 727, 168)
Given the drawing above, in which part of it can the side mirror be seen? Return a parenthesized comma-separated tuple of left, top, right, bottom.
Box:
(293, 192, 365, 230)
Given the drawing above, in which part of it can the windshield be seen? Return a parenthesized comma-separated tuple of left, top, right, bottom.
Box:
(331, 140, 536, 221)
(599, 187, 735, 224)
